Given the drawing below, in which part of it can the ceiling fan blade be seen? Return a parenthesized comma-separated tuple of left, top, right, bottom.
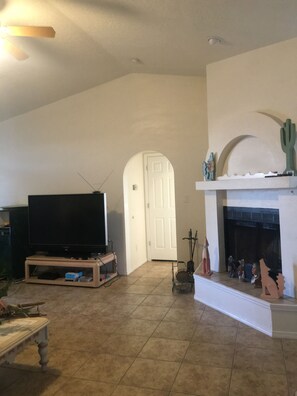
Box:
(7, 26, 56, 38)
(2, 39, 28, 60)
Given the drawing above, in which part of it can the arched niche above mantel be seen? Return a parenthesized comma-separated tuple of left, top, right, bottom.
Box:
(207, 112, 285, 178)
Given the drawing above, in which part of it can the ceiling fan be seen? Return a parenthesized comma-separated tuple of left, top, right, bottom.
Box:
(0, 25, 55, 60)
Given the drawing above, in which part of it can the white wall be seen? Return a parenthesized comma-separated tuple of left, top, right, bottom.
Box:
(0, 73, 208, 274)
(206, 37, 297, 296)
(207, 37, 297, 172)
(123, 152, 147, 273)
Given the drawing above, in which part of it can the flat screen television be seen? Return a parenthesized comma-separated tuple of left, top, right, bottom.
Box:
(28, 193, 108, 256)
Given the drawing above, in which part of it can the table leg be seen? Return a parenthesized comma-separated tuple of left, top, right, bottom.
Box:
(38, 341, 48, 371)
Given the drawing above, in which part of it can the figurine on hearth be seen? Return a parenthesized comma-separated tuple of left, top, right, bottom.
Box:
(199, 237, 213, 276)
(227, 256, 239, 278)
(260, 259, 285, 299)
(237, 259, 245, 281)
(251, 262, 262, 288)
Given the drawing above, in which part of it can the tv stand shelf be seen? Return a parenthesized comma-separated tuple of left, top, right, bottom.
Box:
(25, 253, 117, 288)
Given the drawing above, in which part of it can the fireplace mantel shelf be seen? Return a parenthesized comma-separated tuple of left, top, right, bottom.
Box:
(196, 176, 297, 191)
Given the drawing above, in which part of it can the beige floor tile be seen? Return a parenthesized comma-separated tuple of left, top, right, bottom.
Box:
(172, 296, 203, 309)
(0, 366, 27, 393)
(120, 358, 180, 391)
(282, 338, 297, 352)
(200, 310, 238, 327)
(85, 317, 124, 333)
(52, 329, 110, 352)
(283, 347, 297, 375)
(42, 348, 91, 376)
(1, 370, 68, 396)
(129, 268, 151, 277)
(152, 320, 196, 341)
(113, 385, 169, 395)
(139, 337, 189, 362)
(100, 333, 149, 357)
(229, 368, 288, 396)
(115, 318, 160, 337)
(193, 324, 237, 345)
(125, 285, 157, 294)
(163, 307, 203, 322)
(75, 353, 134, 383)
(233, 346, 286, 374)
(172, 362, 231, 396)
(134, 277, 163, 286)
(141, 294, 176, 307)
(130, 305, 170, 321)
(114, 275, 140, 285)
(108, 283, 138, 293)
(68, 301, 110, 315)
(46, 313, 90, 329)
(54, 378, 116, 395)
(286, 373, 297, 396)
(151, 285, 174, 296)
(100, 303, 138, 318)
(236, 327, 282, 350)
(185, 342, 235, 368)
(107, 293, 147, 306)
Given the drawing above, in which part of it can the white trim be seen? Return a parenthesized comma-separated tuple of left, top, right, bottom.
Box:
(194, 273, 297, 339)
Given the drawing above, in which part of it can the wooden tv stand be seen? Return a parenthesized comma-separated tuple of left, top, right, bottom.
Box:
(25, 253, 117, 288)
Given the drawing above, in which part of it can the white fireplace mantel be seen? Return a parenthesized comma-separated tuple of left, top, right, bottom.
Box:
(195, 176, 297, 338)
(196, 175, 297, 191)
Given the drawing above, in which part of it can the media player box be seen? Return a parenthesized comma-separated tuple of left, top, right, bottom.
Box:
(65, 271, 83, 281)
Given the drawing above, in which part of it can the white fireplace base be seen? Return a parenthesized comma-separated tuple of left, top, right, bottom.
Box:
(194, 272, 297, 339)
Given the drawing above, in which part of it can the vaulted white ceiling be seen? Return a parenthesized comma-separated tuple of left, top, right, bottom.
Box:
(1, 0, 297, 122)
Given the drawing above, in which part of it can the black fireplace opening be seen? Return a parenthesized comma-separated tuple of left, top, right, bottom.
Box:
(224, 206, 281, 274)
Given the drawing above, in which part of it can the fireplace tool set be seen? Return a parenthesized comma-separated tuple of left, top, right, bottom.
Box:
(172, 229, 197, 292)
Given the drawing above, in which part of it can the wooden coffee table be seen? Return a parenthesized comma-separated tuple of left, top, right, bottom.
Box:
(0, 317, 49, 371)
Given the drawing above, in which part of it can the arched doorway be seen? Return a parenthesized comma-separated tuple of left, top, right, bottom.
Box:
(123, 151, 177, 274)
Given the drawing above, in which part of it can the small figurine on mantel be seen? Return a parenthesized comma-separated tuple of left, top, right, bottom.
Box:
(260, 259, 284, 299)
(199, 237, 213, 276)
(202, 152, 216, 181)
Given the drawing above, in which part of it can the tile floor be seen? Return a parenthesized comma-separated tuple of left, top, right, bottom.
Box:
(1, 261, 296, 396)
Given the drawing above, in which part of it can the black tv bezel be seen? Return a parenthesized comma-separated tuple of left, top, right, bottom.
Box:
(28, 193, 108, 256)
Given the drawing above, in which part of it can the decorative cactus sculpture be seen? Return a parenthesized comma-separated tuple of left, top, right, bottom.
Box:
(280, 119, 296, 175)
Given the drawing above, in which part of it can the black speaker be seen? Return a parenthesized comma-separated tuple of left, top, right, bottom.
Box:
(0, 207, 30, 279)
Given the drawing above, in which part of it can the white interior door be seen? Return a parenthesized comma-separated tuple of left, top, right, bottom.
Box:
(145, 154, 177, 261)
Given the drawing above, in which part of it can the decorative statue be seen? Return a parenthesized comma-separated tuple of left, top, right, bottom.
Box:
(251, 262, 262, 288)
(202, 152, 215, 181)
(199, 237, 212, 276)
(227, 256, 240, 278)
(260, 259, 284, 299)
(237, 259, 245, 281)
(280, 119, 296, 175)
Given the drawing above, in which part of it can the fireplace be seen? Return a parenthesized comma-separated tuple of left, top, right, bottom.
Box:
(224, 206, 281, 275)
(194, 177, 297, 338)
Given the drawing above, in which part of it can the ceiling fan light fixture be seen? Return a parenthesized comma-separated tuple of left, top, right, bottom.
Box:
(0, 25, 9, 37)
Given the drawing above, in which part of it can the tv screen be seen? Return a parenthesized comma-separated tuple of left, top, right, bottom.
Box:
(28, 193, 108, 256)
